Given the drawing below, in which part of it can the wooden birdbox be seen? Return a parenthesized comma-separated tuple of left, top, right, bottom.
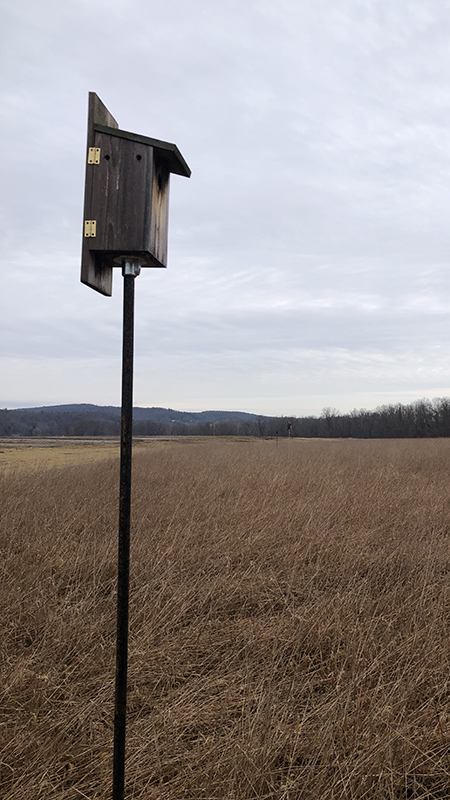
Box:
(81, 93, 190, 296)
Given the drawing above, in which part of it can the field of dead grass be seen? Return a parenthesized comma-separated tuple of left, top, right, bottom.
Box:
(0, 438, 181, 473)
(1, 437, 450, 799)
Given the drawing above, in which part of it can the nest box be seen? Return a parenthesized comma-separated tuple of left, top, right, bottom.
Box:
(81, 93, 190, 296)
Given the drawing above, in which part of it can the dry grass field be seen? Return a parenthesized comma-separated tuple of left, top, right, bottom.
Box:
(2, 437, 450, 799)
(0, 438, 179, 474)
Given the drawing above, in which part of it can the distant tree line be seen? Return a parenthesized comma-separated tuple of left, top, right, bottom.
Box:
(290, 398, 450, 439)
(2, 398, 450, 438)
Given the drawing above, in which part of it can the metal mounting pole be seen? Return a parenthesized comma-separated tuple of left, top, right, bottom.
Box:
(113, 258, 141, 800)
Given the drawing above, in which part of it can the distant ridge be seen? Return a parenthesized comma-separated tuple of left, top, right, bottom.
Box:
(0, 404, 267, 437)
(7, 403, 260, 424)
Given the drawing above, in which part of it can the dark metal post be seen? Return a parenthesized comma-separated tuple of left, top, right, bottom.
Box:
(113, 258, 141, 800)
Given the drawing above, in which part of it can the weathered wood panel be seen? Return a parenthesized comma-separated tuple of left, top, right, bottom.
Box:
(81, 93, 119, 295)
(150, 156, 170, 267)
(90, 132, 154, 254)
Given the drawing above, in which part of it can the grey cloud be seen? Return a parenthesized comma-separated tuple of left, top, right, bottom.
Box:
(2, 0, 450, 412)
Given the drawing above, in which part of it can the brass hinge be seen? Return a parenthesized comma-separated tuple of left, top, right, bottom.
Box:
(84, 220, 97, 237)
(88, 147, 101, 164)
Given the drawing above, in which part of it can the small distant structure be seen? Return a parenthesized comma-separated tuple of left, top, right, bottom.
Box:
(287, 421, 292, 447)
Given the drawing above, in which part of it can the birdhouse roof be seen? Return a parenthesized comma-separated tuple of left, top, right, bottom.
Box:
(94, 123, 191, 178)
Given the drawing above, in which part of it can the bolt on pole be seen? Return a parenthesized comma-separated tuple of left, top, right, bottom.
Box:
(113, 258, 141, 800)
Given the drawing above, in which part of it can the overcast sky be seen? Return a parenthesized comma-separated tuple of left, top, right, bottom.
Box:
(2, 0, 450, 416)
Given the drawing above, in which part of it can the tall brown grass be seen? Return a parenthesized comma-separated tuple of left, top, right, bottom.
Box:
(2, 438, 450, 799)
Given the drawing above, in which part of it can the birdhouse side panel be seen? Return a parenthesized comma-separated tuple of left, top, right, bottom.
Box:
(149, 158, 170, 267)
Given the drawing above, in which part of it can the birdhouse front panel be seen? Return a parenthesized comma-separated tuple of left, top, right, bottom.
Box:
(83, 132, 170, 267)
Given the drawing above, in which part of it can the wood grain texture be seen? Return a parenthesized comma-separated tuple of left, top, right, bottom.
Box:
(81, 92, 190, 296)
(81, 93, 119, 295)
(85, 133, 170, 268)
(150, 156, 170, 266)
